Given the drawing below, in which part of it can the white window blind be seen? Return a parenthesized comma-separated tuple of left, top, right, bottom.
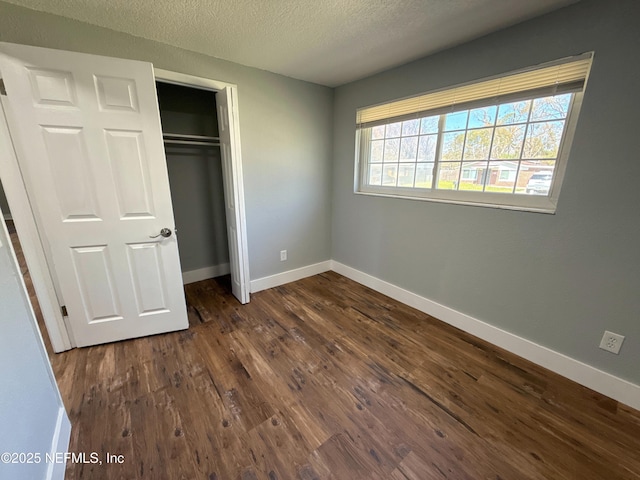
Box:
(356, 53, 593, 129)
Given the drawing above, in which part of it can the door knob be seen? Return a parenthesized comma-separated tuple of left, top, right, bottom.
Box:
(149, 228, 172, 239)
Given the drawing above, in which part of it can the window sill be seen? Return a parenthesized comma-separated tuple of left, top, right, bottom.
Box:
(355, 187, 558, 214)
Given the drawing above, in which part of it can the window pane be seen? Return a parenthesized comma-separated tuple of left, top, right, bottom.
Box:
(442, 131, 464, 160)
(382, 164, 398, 186)
(385, 122, 402, 138)
(355, 57, 587, 210)
(398, 163, 416, 187)
(468, 106, 497, 129)
(383, 138, 400, 161)
(402, 119, 420, 136)
(399, 136, 418, 161)
(444, 111, 468, 131)
(530, 94, 571, 121)
(370, 139, 384, 163)
(523, 121, 565, 159)
(417, 134, 437, 162)
(516, 161, 555, 195)
(415, 163, 434, 188)
(368, 164, 382, 185)
(371, 125, 386, 140)
(459, 162, 487, 191)
(497, 100, 531, 125)
(485, 161, 516, 193)
(490, 125, 526, 159)
(463, 127, 493, 160)
(420, 116, 439, 134)
(436, 162, 461, 190)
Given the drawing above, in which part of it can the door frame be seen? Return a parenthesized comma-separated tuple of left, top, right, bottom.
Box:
(154, 68, 251, 303)
(0, 95, 73, 351)
(0, 65, 250, 353)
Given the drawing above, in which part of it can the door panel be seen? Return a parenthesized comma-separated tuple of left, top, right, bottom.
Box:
(126, 242, 169, 315)
(27, 67, 78, 106)
(71, 245, 122, 323)
(41, 126, 101, 220)
(104, 130, 155, 218)
(0, 42, 188, 347)
(94, 76, 139, 112)
(217, 87, 249, 303)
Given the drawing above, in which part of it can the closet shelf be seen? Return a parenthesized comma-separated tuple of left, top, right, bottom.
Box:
(163, 133, 220, 147)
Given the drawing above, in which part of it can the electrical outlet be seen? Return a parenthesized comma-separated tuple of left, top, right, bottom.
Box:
(280, 250, 287, 261)
(599, 330, 625, 354)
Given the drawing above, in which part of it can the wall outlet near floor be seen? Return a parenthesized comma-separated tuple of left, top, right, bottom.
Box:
(280, 250, 287, 261)
(599, 330, 625, 354)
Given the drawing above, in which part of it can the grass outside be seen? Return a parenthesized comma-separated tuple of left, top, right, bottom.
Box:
(437, 180, 516, 193)
(407, 179, 529, 194)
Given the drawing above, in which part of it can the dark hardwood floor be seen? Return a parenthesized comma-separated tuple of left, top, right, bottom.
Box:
(52, 274, 640, 479)
(6, 221, 640, 479)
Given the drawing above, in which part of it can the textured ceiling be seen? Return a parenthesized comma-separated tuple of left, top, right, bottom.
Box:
(3, 0, 579, 86)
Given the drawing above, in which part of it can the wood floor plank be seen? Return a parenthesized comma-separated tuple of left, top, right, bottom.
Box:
(23, 270, 638, 479)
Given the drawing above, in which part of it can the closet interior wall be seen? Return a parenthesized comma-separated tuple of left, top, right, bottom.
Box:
(156, 82, 229, 282)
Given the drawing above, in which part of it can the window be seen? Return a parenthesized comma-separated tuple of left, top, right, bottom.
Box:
(355, 54, 592, 213)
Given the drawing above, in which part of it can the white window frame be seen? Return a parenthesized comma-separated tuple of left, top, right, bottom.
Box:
(354, 54, 593, 214)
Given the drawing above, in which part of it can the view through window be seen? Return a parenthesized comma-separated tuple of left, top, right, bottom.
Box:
(365, 93, 572, 196)
(355, 54, 592, 212)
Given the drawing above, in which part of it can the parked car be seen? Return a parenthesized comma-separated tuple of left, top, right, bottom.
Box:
(526, 173, 553, 195)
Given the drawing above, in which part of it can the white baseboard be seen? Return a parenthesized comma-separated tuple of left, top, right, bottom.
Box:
(182, 263, 230, 284)
(46, 406, 71, 480)
(330, 260, 640, 410)
(248, 259, 640, 409)
(250, 260, 332, 293)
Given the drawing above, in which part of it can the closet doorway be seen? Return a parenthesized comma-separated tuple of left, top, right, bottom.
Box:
(157, 82, 230, 286)
(154, 69, 250, 305)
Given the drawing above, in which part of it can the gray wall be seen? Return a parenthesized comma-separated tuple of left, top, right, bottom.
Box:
(0, 1, 333, 280)
(332, 0, 640, 385)
(165, 145, 229, 273)
(0, 219, 68, 479)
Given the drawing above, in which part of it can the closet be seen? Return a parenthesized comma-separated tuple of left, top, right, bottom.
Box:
(156, 82, 230, 284)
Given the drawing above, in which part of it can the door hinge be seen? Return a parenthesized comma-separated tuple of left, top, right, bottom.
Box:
(0, 79, 6, 96)
(61, 305, 68, 317)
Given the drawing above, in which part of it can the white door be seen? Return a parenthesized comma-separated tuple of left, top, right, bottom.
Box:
(0, 43, 188, 347)
(217, 87, 250, 303)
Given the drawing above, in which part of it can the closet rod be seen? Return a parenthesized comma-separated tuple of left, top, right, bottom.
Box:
(164, 139, 220, 146)
(163, 133, 220, 142)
